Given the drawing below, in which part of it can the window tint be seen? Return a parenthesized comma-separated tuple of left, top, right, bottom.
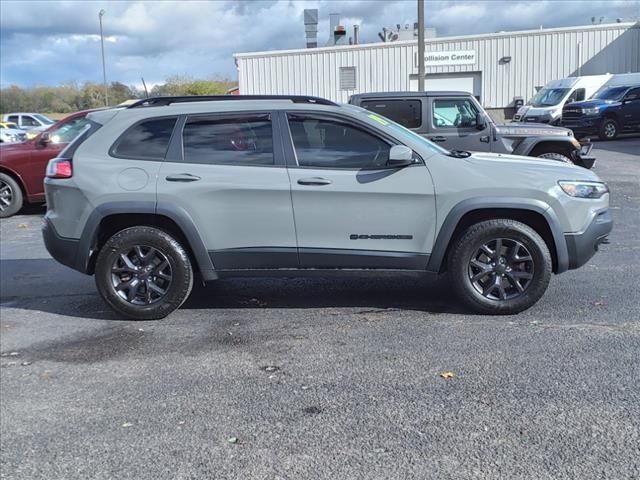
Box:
(288, 116, 390, 169)
(567, 88, 585, 103)
(112, 117, 177, 160)
(59, 121, 102, 159)
(625, 88, 640, 101)
(22, 116, 40, 127)
(432, 98, 479, 128)
(49, 117, 90, 144)
(182, 116, 273, 165)
(7, 116, 19, 124)
(360, 99, 422, 129)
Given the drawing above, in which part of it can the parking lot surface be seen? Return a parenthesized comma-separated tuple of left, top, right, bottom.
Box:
(1, 138, 639, 480)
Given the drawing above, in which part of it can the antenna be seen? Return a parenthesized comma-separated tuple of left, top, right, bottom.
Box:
(141, 77, 149, 98)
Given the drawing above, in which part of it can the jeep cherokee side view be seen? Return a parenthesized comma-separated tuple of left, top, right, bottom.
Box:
(43, 96, 612, 320)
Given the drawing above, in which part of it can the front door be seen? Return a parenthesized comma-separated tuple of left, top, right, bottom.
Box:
(283, 112, 436, 269)
(157, 112, 297, 270)
(621, 87, 640, 129)
(427, 96, 492, 152)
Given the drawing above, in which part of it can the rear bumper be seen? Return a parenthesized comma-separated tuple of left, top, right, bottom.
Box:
(564, 209, 613, 270)
(42, 217, 86, 274)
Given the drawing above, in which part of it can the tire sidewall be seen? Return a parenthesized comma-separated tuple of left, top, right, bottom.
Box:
(0, 173, 24, 218)
(536, 152, 573, 164)
(449, 221, 552, 315)
(95, 227, 193, 320)
(599, 119, 618, 140)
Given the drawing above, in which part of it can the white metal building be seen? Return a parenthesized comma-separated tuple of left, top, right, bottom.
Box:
(234, 22, 640, 111)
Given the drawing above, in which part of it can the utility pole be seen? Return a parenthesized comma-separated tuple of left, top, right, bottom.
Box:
(99, 9, 108, 106)
(417, 0, 425, 91)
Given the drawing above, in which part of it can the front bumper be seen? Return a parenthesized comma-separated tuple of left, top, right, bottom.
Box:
(564, 209, 612, 270)
(572, 141, 596, 169)
(561, 117, 603, 137)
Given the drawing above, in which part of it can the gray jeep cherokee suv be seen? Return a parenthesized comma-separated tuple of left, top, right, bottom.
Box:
(43, 95, 612, 320)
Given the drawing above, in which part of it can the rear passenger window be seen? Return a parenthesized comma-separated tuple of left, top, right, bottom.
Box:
(7, 115, 19, 124)
(182, 115, 273, 166)
(111, 117, 177, 160)
(360, 99, 422, 129)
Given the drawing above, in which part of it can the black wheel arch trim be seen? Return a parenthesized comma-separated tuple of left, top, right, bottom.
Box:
(513, 136, 578, 157)
(76, 201, 217, 280)
(426, 197, 569, 274)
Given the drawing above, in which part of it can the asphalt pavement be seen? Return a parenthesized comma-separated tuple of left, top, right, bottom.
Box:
(1, 138, 639, 480)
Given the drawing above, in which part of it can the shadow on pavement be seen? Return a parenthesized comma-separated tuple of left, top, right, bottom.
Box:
(0, 258, 467, 321)
(590, 134, 640, 155)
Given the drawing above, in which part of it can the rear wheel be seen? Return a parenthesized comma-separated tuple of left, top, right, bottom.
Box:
(598, 118, 618, 141)
(0, 173, 24, 218)
(94, 226, 193, 320)
(448, 219, 552, 315)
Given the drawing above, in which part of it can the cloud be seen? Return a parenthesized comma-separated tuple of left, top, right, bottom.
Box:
(1, 0, 638, 87)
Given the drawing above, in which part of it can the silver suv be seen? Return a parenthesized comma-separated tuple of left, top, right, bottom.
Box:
(43, 96, 613, 320)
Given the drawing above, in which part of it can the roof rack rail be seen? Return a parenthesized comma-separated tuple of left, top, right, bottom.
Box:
(127, 95, 338, 108)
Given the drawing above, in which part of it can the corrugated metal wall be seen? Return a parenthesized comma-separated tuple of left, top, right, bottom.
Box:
(235, 23, 640, 108)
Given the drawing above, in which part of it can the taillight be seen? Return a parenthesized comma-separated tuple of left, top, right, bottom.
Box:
(46, 158, 73, 178)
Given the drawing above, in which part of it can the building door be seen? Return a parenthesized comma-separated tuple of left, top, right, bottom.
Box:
(410, 72, 482, 101)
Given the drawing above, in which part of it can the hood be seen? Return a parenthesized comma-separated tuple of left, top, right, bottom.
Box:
(563, 99, 616, 110)
(466, 151, 598, 180)
(517, 105, 559, 116)
(495, 122, 573, 137)
(0, 139, 35, 156)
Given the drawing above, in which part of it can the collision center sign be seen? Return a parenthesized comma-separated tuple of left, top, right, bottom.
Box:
(416, 50, 476, 67)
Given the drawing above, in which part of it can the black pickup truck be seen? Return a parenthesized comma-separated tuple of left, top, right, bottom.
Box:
(349, 91, 595, 168)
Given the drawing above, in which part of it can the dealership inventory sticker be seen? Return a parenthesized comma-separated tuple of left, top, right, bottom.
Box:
(368, 113, 389, 126)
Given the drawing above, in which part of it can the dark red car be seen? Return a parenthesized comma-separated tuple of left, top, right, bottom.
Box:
(0, 110, 93, 218)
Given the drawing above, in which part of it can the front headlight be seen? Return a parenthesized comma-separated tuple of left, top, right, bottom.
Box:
(582, 107, 600, 115)
(559, 181, 609, 199)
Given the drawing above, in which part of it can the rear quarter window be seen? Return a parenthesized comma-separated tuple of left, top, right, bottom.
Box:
(110, 117, 177, 160)
(360, 99, 422, 129)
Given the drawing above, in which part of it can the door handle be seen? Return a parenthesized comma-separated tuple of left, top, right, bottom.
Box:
(165, 173, 201, 182)
(297, 177, 332, 186)
(480, 135, 490, 143)
(430, 136, 447, 142)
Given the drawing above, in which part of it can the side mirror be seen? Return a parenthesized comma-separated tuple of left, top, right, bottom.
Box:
(38, 132, 51, 146)
(387, 145, 415, 168)
(475, 112, 487, 130)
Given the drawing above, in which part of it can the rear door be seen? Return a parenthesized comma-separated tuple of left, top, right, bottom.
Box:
(157, 112, 297, 270)
(426, 96, 492, 152)
(283, 111, 436, 269)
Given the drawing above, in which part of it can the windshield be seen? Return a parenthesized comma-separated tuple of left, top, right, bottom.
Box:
(592, 86, 628, 101)
(528, 88, 570, 107)
(34, 114, 54, 125)
(356, 109, 448, 155)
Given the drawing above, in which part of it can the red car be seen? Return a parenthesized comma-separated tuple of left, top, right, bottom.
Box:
(0, 110, 93, 218)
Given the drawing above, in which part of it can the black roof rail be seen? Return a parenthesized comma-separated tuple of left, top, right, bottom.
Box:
(127, 95, 338, 108)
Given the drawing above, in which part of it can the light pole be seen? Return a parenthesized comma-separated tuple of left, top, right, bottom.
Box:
(417, 0, 425, 91)
(99, 9, 108, 106)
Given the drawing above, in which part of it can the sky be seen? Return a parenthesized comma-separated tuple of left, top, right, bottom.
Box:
(1, 0, 639, 88)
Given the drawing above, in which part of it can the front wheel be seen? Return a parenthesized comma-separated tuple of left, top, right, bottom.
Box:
(94, 226, 194, 320)
(0, 173, 24, 218)
(598, 118, 618, 141)
(537, 152, 573, 164)
(448, 219, 552, 315)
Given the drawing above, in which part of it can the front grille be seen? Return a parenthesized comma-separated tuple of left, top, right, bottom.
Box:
(524, 116, 538, 122)
(562, 109, 582, 121)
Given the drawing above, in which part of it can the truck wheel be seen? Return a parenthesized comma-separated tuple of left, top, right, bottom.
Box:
(0, 173, 24, 218)
(448, 219, 552, 315)
(598, 119, 618, 141)
(536, 152, 573, 164)
(94, 226, 194, 320)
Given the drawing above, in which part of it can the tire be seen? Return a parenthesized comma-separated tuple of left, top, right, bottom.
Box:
(448, 219, 552, 315)
(0, 173, 24, 218)
(94, 226, 194, 320)
(598, 118, 618, 141)
(536, 151, 573, 164)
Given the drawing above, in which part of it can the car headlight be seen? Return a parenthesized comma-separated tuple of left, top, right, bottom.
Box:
(582, 107, 600, 115)
(559, 181, 609, 199)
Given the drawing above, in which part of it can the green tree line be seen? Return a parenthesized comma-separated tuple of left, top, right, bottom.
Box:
(0, 76, 237, 113)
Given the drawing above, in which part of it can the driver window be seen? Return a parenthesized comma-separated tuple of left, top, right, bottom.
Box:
(21, 116, 39, 127)
(432, 98, 479, 129)
(624, 88, 640, 101)
(566, 88, 585, 103)
(182, 115, 273, 166)
(288, 116, 390, 169)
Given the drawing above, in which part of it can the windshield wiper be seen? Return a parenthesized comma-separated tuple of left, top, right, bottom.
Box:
(447, 150, 472, 158)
